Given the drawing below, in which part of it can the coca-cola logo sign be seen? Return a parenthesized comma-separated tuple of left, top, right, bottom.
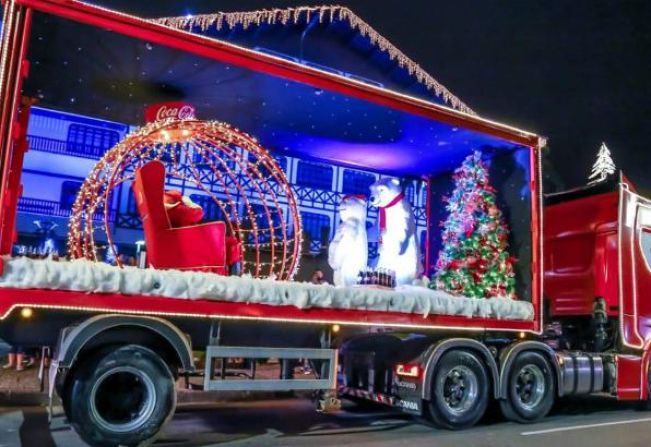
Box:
(144, 102, 196, 123)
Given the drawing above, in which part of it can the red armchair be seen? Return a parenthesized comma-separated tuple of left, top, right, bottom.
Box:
(132, 161, 240, 275)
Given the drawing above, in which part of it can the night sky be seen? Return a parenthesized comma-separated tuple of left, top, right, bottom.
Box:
(91, 0, 651, 191)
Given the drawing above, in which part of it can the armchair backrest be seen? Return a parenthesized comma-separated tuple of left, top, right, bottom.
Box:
(132, 161, 170, 233)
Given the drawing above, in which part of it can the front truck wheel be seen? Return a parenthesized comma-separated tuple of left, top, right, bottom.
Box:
(66, 345, 176, 447)
(425, 350, 489, 429)
(500, 351, 555, 423)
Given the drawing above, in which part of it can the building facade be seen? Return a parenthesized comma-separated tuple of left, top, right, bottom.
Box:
(17, 106, 428, 268)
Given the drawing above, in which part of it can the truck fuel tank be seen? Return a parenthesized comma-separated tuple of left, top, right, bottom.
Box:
(557, 352, 604, 395)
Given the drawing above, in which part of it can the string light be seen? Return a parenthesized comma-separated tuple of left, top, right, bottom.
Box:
(68, 118, 302, 280)
(0, 302, 534, 333)
(154, 5, 473, 114)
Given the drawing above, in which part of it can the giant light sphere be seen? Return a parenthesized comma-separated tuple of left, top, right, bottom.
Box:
(68, 118, 302, 280)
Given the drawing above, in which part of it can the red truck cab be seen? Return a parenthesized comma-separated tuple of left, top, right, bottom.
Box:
(545, 175, 651, 349)
(544, 175, 651, 399)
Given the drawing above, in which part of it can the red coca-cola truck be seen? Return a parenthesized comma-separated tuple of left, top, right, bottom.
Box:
(0, 1, 650, 446)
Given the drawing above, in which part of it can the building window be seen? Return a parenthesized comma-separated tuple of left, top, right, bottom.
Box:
(296, 160, 333, 190)
(66, 124, 120, 158)
(342, 170, 375, 196)
(60, 181, 82, 210)
(192, 148, 235, 172)
(159, 146, 182, 164)
(300, 211, 330, 251)
(249, 204, 284, 243)
(248, 153, 287, 179)
(189, 194, 225, 222)
(405, 183, 416, 205)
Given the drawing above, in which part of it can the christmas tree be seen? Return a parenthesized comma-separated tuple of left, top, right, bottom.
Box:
(588, 142, 616, 184)
(432, 151, 516, 299)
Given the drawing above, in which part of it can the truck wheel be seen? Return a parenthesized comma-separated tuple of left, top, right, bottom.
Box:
(66, 345, 176, 447)
(637, 368, 651, 411)
(426, 350, 489, 429)
(500, 351, 555, 423)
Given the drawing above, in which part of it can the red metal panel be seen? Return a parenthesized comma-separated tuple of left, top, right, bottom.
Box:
(424, 177, 431, 275)
(0, 3, 32, 255)
(619, 186, 647, 348)
(624, 188, 651, 349)
(544, 191, 619, 317)
(617, 354, 643, 400)
(0, 287, 535, 332)
(0, 97, 35, 254)
(530, 145, 543, 333)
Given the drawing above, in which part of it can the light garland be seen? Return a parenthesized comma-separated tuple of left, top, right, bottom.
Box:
(0, 301, 535, 332)
(67, 118, 302, 280)
(154, 5, 474, 115)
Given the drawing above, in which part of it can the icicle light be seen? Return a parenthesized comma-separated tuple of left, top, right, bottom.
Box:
(154, 6, 474, 115)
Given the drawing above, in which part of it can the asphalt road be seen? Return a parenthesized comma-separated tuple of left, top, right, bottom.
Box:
(2, 396, 651, 447)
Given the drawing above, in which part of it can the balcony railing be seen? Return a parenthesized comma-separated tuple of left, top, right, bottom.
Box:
(18, 197, 115, 222)
(28, 135, 108, 160)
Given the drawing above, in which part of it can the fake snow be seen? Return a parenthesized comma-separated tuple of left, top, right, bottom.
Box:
(0, 257, 534, 321)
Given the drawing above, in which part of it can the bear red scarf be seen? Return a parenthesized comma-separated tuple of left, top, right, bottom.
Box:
(378, 192, 405, 242)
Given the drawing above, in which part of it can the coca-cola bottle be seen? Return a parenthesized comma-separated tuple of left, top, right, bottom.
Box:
(356, 269, 364, 286)
(362, 267, 370, 285)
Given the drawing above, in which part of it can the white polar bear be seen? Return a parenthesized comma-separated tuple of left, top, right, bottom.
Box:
(369, 178, 422, 286)
(328, 195, 368, 287)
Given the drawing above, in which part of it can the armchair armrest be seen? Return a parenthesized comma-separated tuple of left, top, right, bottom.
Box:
(152, 221, 227, 270)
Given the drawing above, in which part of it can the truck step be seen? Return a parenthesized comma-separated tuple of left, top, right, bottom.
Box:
(203, 346, 337, 392)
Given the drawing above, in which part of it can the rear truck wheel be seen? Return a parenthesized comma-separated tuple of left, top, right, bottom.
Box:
(425, 350, 489, 429)
(500, 351, 555, 423)
(66, 345, 176, 447)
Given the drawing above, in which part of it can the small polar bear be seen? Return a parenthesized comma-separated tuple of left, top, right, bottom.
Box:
(328, 195, 368, 287)
(369, 178, 422, 286)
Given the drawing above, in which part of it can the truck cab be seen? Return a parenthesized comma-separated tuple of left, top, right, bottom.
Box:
(544, 174, 651, 352)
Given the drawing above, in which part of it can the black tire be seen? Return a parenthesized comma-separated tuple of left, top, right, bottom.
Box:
(637, 367, 651, 411)
(66, 344, 176, 447)
(425, 350, 489, 430)
(500, 351, 555, 423)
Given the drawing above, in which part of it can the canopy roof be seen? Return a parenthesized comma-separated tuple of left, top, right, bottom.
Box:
(13, 1, 538, 178)
(154, 5, 473, 114)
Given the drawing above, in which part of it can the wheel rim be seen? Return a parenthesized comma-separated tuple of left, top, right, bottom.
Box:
(438, 365, 479, 416)
(89, 366, 157, 433)
(515, 364, 546, 411)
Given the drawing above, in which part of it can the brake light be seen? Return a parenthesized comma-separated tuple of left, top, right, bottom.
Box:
(395, 364, 420, 378)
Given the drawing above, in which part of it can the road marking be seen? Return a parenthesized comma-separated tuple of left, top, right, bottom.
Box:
(521, 417, 651, 436)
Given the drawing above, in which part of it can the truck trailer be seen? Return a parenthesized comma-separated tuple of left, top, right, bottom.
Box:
(0, 1, 648, 447)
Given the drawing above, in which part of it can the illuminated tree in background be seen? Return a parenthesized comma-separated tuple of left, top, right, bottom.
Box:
(588, 142, 616, 184)
(432, 151, 516, 299)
